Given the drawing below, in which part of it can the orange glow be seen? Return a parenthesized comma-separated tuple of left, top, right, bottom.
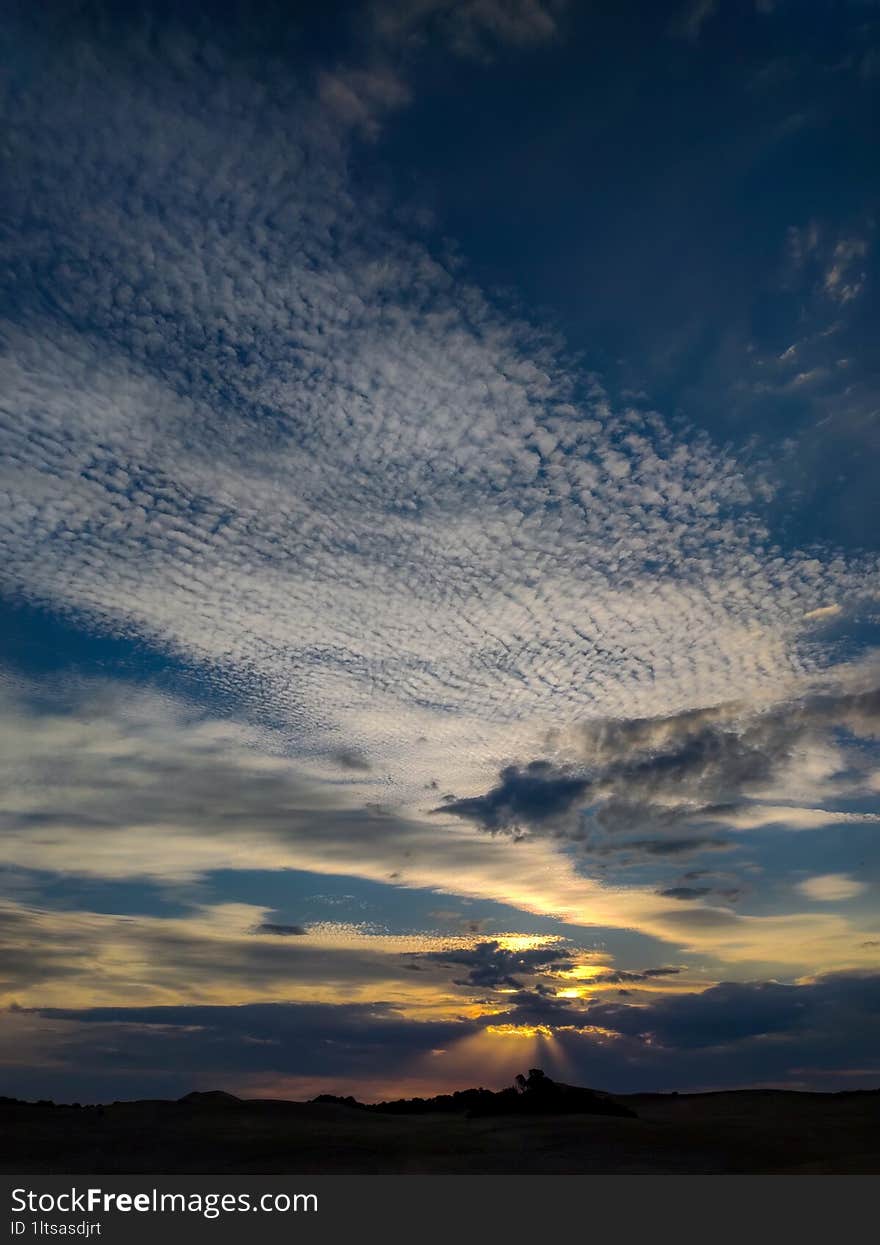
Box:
(485, 1023, 553, 1039)
(492, 934, 566, 952)
(559, 964, 607, 981)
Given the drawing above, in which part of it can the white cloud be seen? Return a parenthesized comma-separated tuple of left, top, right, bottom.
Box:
(0, 13, 878, 994)
(1, 675, 877, 975)
(803, 603, 841, 622)
(317, 68, 410, 137)
(824, 236, 869, 305)
(797, 874, 868, 902)
(718, 806, 880, 832)
(0, 25, 876, 825)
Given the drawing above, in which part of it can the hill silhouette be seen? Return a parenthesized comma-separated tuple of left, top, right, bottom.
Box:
(1, 1071, 878, 1174)
(313, 1068, 637, 1118)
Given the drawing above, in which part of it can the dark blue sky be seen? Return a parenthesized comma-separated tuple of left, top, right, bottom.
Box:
(365, 0, 880, 548)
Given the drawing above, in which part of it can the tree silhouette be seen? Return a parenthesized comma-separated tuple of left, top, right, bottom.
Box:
(515, 1068, 549, 1095)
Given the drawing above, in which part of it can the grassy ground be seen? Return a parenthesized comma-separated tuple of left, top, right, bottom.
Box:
(2, 1090, 878, 1174)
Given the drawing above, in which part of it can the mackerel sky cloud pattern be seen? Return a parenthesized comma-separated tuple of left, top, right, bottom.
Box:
(0, 0, 878, 1100)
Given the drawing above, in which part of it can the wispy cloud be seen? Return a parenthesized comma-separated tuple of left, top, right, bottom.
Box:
(672, 0, 718, 42)
(824, 236, 869, 305)
(371, 0, 565, 58)
(1, 676, 876, 974)
(797, 874, 868, 902)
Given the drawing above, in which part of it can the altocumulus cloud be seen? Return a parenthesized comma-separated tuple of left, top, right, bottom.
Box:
(0, 0, 879, 1102)
(0, 0, 877, 831)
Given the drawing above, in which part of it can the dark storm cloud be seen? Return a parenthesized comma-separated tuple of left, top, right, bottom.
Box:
(250, 922, 307, 937)
(436, 762, 590, 833)
(593, 967, 681, 984)
(440, 683, 880, 858)
(477, 970, 880, 1092)
(658, 884, 743, 902)
(577, 685, 880, 798)
(491, 970, 880, 1058)
(20, 1000, 479, 1087)
(601, 836, 732, 857)
(415, 939, 574, 989)
(413, 942, 681, 994)
(9, 972, 880, 1099)
(582, 972, 880, 1051)
(34, 1000, 468, 1051)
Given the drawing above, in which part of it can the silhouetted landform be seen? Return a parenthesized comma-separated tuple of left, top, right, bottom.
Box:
(178, 1090, 242, 1107)
(2, 1071, 879, 1174)
(313, 1068, 637, 1118)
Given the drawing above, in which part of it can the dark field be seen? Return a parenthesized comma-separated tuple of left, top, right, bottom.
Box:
(2, 1089, 878, 1174)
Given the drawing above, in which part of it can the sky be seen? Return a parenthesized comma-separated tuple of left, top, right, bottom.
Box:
(1, 0, 879, 1103)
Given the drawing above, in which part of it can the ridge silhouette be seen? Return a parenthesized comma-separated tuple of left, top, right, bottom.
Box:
(313, 1067, 637, 1118)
